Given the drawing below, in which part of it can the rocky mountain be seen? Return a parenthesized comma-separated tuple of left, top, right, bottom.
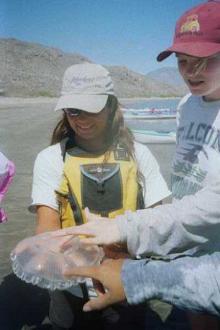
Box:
(1, 38, 186, 97)
(146, 67, 189, 94)
(106, 65, 183, 98)
(0, 38, 91, 97)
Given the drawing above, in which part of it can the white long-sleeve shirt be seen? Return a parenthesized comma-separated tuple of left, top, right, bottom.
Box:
(117, 179, 220, 258)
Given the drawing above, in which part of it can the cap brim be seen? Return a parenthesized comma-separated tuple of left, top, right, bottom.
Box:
(157, 42, 220, 62)
(54, 94, 108, 113)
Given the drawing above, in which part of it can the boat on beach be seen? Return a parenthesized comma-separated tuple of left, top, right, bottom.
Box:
(132, 129, 176, 144)
(122, 107, 176, 120)
(123, 107, 176, 143)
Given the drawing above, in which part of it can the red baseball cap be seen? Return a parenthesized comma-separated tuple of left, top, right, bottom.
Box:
(157, 0, 220, 61)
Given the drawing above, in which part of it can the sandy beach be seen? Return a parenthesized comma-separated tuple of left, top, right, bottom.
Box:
(0, 97, 60, 279)
(0, 97, 176, 329)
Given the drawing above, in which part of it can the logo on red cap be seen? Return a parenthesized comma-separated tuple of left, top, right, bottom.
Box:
(180, 14, 200, 33)
(157, 0, 220, 61)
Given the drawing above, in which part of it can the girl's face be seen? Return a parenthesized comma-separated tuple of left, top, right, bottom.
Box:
(65, 107, 110, 146)
(177, 53, 220, 101)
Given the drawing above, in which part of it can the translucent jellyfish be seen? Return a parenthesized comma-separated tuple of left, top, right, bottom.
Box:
(10, 232, 104, 290)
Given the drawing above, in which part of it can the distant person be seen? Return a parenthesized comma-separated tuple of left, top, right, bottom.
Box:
(30, 63, 170, 330)
(0, 151, 15, 223)
(56, 1, 220, 329)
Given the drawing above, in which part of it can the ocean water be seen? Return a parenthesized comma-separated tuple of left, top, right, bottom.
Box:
(123, 98, 180, 132)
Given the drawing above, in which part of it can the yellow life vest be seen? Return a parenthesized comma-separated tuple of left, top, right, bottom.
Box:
(56, 144, 142, 228)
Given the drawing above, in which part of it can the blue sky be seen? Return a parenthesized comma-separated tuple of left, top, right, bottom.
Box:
(1, 0, 203, 74)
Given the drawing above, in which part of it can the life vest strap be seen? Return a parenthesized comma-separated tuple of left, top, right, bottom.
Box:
(67, 183, 84, 226)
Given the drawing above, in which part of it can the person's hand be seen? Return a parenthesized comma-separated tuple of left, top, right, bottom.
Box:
(64, 258, 126, 311)
(51, 208, 121, 246)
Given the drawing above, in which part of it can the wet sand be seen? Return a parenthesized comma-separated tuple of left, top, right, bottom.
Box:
(0, 97, 176, 329)
(0, 98, 60, 281)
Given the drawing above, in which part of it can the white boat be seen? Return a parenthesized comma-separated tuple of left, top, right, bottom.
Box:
(122, 107, 176, 120)
(125, 114, 176, 120)
(122, 107, 176, 143)
(132, 129, 176, 144)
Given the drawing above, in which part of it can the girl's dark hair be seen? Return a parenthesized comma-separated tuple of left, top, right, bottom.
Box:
(50, 113, 73, 145)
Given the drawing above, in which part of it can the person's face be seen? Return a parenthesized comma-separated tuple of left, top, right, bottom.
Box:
(65, 107, 109, 142)
(177, 53, 220, 101)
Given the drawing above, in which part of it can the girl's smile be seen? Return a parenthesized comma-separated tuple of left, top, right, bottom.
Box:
(65, 107, 110, 151)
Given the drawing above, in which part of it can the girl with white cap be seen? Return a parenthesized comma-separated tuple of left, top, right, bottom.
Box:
(30, 63, 170, 330)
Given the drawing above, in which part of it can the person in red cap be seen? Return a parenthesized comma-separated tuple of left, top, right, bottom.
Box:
(157, 1, 220, 328)
(55, 1, 220, 330)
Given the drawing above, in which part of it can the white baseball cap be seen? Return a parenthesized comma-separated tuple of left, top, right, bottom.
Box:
(54, 63, 114, 113)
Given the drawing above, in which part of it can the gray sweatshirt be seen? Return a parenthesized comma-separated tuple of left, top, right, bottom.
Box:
(117, 181, 220, 314)
(117, 180, 220, 258)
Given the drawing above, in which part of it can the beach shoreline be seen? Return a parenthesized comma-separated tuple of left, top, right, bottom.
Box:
(120, 96, 181, 103)
(0, 96, 58, 106)
(0, 95, 181, 107)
